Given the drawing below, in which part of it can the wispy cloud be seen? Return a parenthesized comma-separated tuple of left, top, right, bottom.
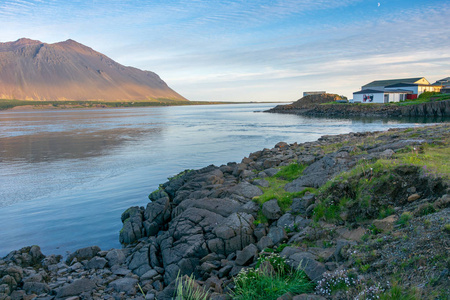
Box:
(1, 0, 449, 101)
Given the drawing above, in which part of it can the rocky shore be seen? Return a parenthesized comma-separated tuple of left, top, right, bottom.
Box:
(266, 94, 450, 117)
(1, 124, 449, 300)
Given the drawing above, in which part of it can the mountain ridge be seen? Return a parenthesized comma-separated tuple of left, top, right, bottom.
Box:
(0, 38, 187, 102)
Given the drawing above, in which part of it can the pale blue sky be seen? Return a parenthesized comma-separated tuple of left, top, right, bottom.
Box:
(1, 0, 450, 101)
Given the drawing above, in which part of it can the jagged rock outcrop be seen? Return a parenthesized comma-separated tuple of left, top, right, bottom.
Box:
(0, 38, 187, 102)
(268, 93, 450, 117)
(1, 124, 449, 299)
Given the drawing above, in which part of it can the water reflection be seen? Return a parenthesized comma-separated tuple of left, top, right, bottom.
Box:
(0, 104, 442, 256)
(0, 127, 162, 162)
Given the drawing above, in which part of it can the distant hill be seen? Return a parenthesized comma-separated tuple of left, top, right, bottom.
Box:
(0, 38, 187, 102)
(268, 93, 344, 111)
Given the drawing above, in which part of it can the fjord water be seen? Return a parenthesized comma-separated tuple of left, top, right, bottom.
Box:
(0, 104, 435, 256)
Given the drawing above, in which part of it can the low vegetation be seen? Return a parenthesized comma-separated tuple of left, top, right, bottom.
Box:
(313, 136, 449, 224)
(0, 99, 230, 110)
(231, 253, 314, 300)
(253, 163, 315, 224)
(393, 93, 450, 106)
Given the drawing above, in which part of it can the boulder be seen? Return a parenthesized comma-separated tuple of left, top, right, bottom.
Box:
(56, 278, 96, 298)
(29, 245, 45, 265)
(267, 227, 287, 245)
(286, 252, 326, 282)
(173, 198, 241, 218)
(106, 249, 126, 266)
(120, 206, 144, 245)
(141, 269, 159, 281)
(86, 256, 108, 269)
(235, 244, 258, 266)
(285, 151, 354, 192)
(263, 158, 281, 169)
(66, 246, 101, 264)
(264, 168, 280, 177)
(291, 195, 315, 215)
(277, 213, 295, 231)
(144, 197, 171, 227)
(22, 282, 50, 295)
(262, 199, 282, 220)
(257, 235, 274, 251)
(213, 212, 255, 255)
(109, 277, 138, 295)
(229, 182, 263, 199)
(253, 224, 267, 241)
(128, 244, 152, 277)
(408, 193, 421, 202)
(372, 215, 398, 232)
(252, 179, 270, 188)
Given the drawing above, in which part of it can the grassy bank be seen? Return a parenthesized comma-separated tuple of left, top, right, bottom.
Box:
(0, 99, 233, 110)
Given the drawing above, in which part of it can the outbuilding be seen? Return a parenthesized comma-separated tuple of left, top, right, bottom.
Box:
(353, 89, 412, 104)
(353, 77, 442, 103)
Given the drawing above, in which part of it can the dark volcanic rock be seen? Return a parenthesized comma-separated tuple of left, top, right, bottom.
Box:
(2, 124, 449, 300)
(66, 245, 101, 264)
(56, 278, 96, 298)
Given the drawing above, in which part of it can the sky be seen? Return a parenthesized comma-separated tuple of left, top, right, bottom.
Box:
(1, 0, 450, 102)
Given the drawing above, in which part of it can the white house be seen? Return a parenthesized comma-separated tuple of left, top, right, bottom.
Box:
(353, 89, 412, 104)
(353, 77, 442, 103)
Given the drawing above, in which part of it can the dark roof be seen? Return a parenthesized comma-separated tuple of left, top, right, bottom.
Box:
(353, 89, 412, 95)
(385, 83, 419, 88)
(384, 89, 413, 94)
(362, 77, 425, 88)
(433, 77, 450, 85)
(353, 89, 384, 95)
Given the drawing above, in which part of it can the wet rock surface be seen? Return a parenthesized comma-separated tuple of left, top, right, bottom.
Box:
(1, 124, 449, 299)
(267, 95, 450, 117)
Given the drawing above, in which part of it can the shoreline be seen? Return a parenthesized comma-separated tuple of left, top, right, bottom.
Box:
(266, 98, 450, 118)
(0, 100, 285, 112)
(1, 123, 449, 299)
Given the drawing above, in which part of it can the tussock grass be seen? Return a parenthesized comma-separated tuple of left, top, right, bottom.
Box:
(253, 163, 315, 221)
(232, 253, 314, 300)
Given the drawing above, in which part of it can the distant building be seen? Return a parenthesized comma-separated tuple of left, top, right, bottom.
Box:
(433, 77, 450, 93)
(353, 77, 442, 103)
(353, 89, 412, 104)
(303, 91, 326, 97)
(433, 77, 450, 85)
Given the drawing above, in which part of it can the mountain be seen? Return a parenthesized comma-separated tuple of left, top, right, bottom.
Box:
(0, 38, 187, 102)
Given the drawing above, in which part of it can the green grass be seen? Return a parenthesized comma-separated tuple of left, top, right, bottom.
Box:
(174, 274, 209, 300)
(443, 224, 450, 234)
(378, 206, 395, 219)
(312, 134, 450, 224)
(253, 163, 314, 218)
(393, 92, 450, 106)
(395, 143, 450, 178)
(396, 212, 413, 227)
(274, 163, 307, 181)
(378, 282, 421, 300)
(231, 253, 314, 300)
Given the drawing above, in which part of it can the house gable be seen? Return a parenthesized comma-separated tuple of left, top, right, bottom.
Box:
(362, 77, 427, 89)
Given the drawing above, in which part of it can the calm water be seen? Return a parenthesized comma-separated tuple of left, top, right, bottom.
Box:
(0, 104, 439, 256)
